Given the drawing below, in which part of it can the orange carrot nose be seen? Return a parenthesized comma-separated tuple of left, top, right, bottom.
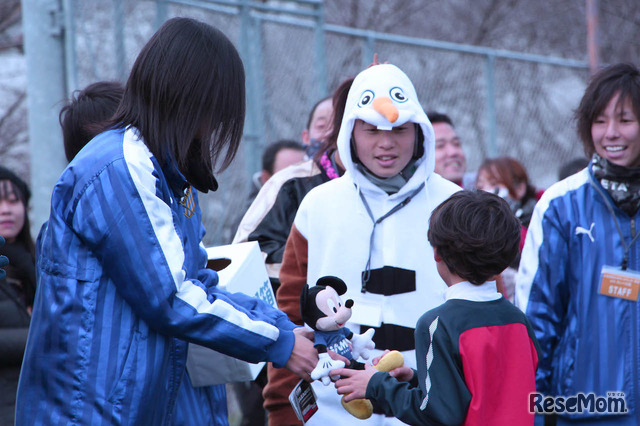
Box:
(372, 97, 399, 123)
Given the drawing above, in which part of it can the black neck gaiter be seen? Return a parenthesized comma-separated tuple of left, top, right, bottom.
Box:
(592, 154, 640, 217)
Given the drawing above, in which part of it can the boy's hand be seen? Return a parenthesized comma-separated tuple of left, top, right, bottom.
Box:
(332, 364, 378, 402)
(372, 350, 414, 382)
(385, 365, 414, 382)
(371, 349, 391, 365)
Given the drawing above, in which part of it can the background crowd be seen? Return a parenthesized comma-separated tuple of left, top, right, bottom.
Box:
(1, 13, 639, 426)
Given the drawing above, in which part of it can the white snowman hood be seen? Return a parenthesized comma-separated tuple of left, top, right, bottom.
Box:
(337, 63, 435, 193)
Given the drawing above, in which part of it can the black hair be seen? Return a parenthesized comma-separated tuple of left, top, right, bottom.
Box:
(261, 140, 305, 174)
(414, 124, 425, 159)
(306, 96, 332, 130)
(0, 166, 34, 257)
(59, 81, 124, 162)
(428, 190, 521, 285)
(575, 63, 640, 157)
(426, 111, 455, 127)
(111, 17, 245, 192)
(312, 77, 354, 164)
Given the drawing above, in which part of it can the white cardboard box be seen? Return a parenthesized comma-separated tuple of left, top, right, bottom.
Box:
(186, 241, 277, 387)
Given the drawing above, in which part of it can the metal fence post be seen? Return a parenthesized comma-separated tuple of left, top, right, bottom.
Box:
(313, 0, 327, 99)
(239, 0, 261, 179)
(362, 33, 375, 71)
(251, 14, 267, 161)
(114, 0, 127, 81)
(61, 0, 77, 93)
(156, 0, 168, 30)
(22, 0, 69, 234)
(484, 54, 497, 157)
(586, 0, 600, 75)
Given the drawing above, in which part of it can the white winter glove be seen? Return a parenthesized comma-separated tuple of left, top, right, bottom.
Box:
(310, 352, 345, 386)
(350, 328, 375, 360)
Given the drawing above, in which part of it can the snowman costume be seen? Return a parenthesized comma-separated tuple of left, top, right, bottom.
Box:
(265, 64, 460, 425)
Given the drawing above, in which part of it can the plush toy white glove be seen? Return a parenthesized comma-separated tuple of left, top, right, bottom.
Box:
(311, 352, 345, 386)
(350, 328, 375, 360)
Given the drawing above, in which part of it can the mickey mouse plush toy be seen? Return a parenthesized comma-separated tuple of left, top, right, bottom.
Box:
(301, 276, 375, 385)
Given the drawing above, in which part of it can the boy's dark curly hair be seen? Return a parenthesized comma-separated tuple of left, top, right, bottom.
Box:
(428, 190, 521, 285)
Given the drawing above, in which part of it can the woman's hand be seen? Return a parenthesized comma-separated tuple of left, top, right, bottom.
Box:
(285, 328, 319, 381)
(327, 350, 350, 366)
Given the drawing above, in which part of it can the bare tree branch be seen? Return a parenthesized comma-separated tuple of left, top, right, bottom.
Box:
(0, 0, 22, 52)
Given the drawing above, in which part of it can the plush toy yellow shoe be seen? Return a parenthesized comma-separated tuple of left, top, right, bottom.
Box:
(341, 350, 404, 419)
(341, 398, 374, 420)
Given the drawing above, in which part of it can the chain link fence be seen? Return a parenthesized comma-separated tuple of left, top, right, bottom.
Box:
(63, 0, 590, 246)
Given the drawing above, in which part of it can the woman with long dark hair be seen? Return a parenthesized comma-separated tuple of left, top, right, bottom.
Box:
(16, 17, 316, 425)
(0, 167, 35, 424)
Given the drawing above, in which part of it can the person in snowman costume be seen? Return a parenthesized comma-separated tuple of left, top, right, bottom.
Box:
(264, 63, 462, 425)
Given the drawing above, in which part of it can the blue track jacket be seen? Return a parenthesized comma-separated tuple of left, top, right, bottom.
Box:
(16, 128, 296, 425)
(517, 163, 639, 424)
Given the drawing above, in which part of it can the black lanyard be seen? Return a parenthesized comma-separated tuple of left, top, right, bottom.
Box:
(359, 182, 425, 292)
(589, 172, 640, 270)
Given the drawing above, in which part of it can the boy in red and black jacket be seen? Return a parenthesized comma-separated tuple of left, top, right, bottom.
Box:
(333, 190, 540, 425)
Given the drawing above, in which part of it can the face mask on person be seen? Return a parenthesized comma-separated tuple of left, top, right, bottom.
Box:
(306, 138, 324, 157)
